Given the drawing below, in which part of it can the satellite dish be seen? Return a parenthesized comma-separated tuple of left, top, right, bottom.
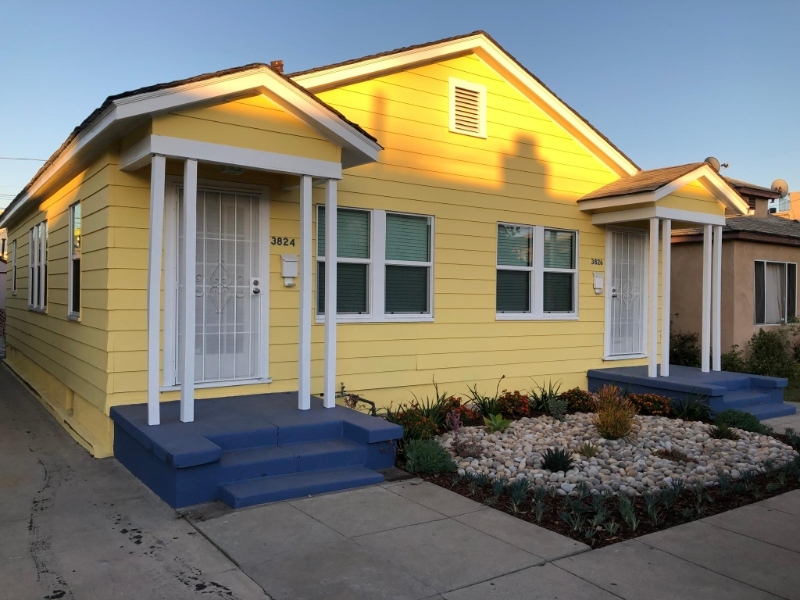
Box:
(704, 157, 721, 171)
(772, 179, 789, 197)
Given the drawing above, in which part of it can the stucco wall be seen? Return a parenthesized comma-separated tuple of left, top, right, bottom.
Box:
(671, 237, 800, 353)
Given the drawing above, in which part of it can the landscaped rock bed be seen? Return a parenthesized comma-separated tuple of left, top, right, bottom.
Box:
(439, 413, 798, 496)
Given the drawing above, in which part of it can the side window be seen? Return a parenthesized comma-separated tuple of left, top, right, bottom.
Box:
(28, 221, 47, 311)
(317, 207, 371, 315)
(385, 213, 432, 314)
(68, 203, 82, 318)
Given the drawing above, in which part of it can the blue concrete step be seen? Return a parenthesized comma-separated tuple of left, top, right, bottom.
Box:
(719, 390, 778, 409)
(739, 402, 797, 421)
(219, 445, 297, 480)
(284, 439, 366, 471)
(219, 466, 385, 508)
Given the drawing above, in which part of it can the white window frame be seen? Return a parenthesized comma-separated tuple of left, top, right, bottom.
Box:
(754, 259, 797, 326)
(11, 239, 17, 295)
(68, 202, 81, 320)
(316, 207, 435, 323)
(162, 177, 271, 390)
(496, 223, 579, 321)
(28, 221, 47, 312)
(449, 77, 487, 138)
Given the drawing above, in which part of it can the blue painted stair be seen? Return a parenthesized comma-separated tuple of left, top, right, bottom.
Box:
(110, 393, 403, 509)
(587, 365, 796, 420)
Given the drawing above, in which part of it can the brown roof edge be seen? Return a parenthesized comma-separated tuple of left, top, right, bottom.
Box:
(291, 30, 640, 172)
(672, 230, 800, 247)
(3, 62, 379, 224)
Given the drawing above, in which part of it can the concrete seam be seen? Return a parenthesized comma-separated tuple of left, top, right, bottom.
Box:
(548, 561, 628, 600)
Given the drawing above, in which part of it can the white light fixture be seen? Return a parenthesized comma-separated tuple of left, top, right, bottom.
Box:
(220, 165, 244, 176)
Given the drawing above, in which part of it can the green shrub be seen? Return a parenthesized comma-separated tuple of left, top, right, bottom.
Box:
(576, 442, 600, 458)
(560, 388, 596, 412)
(483, 413, 512, 433)
(497, 390, 531, 419)
(467, 377, 504, 418)
(714, 409, 774, 435)
(708, 422, 740, 440)
(627, 393, 671, 417)
(382, 403, 439, 441)
(721, 345, 748, 373)
(593, 385, 637, 440)
(541, 447, 576, 472)
(531, 380, 562, 412)
(404, 439, 457, 474)
(671, 394, 712, 422)
(670, 331, 701, 367)
(546, 395, 568, 422)
(745, 329, 800, 380)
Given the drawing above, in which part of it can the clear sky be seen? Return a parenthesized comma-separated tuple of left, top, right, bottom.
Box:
(1, 0, 798, 208)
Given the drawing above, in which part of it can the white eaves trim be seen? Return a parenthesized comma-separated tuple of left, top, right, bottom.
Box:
(293, 33, 639, 178)
(591, 206, 726, 226)
(0, 66, 379, 229)
(120, 135, 343, 179)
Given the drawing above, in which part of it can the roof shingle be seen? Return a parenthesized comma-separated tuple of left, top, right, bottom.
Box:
(673, 216, 800, 241)
(579, 163, 705, 201)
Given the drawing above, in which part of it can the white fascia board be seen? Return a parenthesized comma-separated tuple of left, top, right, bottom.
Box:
(130, 135, 342, 179)
(578, 192, 655, 212)
(294, 34, 638, 178)
(592, 206, 725, 226)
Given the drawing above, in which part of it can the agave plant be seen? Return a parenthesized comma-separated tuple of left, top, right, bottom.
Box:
(541, 447, 575, 472)
(483, 413, 512, 433)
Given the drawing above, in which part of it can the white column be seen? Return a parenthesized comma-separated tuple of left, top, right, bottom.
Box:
(701, 224, 712, 373)
(180, 159, 198, 423)
(648, 217, 660, 377)
(712, 224, 722, 371)
(661, 219, 671, 377)
(147, 155, 166, 426)
(298, 175, 313, 410)
(323, 179, 338, 409)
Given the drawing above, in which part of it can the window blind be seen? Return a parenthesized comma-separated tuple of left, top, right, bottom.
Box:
(543, 272, 574, 313)
(755, 261, 766, 324)
(318, 207, 370, 259)
(386, 214, 429, 262)
(317, 262, 368, 314)
(497, 225, 532, 267)
(544, 230, 575, 269)
(497, 270, 530, 313)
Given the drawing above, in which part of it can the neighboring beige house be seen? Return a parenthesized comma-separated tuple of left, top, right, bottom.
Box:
(672, 180, 798, 352)
(0, 211, 7, 313)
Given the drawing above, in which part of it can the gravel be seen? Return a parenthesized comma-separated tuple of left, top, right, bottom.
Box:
(439, 413, 798, 496)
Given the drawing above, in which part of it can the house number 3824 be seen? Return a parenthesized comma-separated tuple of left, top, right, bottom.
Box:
(591, 258, 603, 265)
(271, 237, 296, 246)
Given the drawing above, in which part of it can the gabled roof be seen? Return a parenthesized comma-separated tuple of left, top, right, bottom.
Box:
(292, 31, 639, 178)
(1, 63, 382, 228)
(580, 163, 705, 201)
(674, 216, 800, 243)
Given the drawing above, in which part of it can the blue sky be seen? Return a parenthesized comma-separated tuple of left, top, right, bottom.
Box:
(1, 0, 798, 208)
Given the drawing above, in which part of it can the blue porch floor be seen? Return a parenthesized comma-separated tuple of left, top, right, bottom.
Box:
(587, 365, 796, 420)
(110, 393, 402, 509)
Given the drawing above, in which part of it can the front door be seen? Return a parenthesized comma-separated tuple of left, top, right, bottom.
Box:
(175, 188, 265, 385)
(606, 229, 648, 357)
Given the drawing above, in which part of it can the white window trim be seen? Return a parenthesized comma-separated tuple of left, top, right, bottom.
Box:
(449, 77, 487, 139)
(67, 202, 81, 320)
(11, 239, 17, 295)
(162, 176, 271, 389)
(754, 259, 797, 326)
(316, 207, 435, 324)
(28, 221, 47, 312)
(495, 223, 579, 321)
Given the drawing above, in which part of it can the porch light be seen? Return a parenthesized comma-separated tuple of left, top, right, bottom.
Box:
(220, 165, 244, 176)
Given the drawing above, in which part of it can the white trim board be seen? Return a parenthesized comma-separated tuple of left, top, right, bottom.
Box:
(293, 33, 639, 179)
(120, 135, 343, 179)
(591, 206, 726, 226)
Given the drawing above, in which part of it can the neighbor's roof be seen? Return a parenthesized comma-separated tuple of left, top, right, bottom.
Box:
(291, 30, 640, 172)
(674, 216, 800, 242)
(579, 163, 706, 201)
(1, 62, 378, 225)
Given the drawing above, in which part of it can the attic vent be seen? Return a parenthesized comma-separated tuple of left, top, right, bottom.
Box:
(449, 78, 486, 138)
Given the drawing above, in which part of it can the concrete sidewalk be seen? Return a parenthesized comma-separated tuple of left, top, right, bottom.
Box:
(3, 359, 800, 599)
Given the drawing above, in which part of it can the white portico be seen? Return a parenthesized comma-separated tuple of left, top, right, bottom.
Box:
(579, 161, 750, 378)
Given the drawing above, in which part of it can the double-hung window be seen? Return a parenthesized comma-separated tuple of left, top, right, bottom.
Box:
(317, 207, 433, 321)
(68, 203, 82, 319)
(11, 239, 17, 295)
(496, 223, 578, 318)
(29, 221, 48, 311)
(755, 260, 796, 325)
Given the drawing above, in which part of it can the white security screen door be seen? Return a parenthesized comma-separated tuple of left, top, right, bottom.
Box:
(177, 189, 263, 384)
(607, 229, 647, 356)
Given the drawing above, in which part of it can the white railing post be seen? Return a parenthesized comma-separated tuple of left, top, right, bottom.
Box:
(147, 155, 166, 426)
(661, 219, 671, 377)
(701, 224, 712, 373)
(298, 175, 313, 410)
(712, 224, 722, 371)
(323, 179, 338, 409)
(648, 217, 660, 377)
(181, 159, 198, 422)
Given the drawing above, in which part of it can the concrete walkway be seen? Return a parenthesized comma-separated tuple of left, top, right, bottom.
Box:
(765, 412, 800, 434)
(3, 360, 800, 599)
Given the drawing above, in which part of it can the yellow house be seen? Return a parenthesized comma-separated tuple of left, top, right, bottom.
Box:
(1, 33, 752, 503)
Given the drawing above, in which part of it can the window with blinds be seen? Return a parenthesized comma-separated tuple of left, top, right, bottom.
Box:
(449, 78, 487, 138)
(496, 223, 578, 319)
(28, 221, 47, 311)
(317, 207, 370, 314)
(754, 260, 796, 325)
(316, 207, 434, 320)
(385, 213, 431, 314)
